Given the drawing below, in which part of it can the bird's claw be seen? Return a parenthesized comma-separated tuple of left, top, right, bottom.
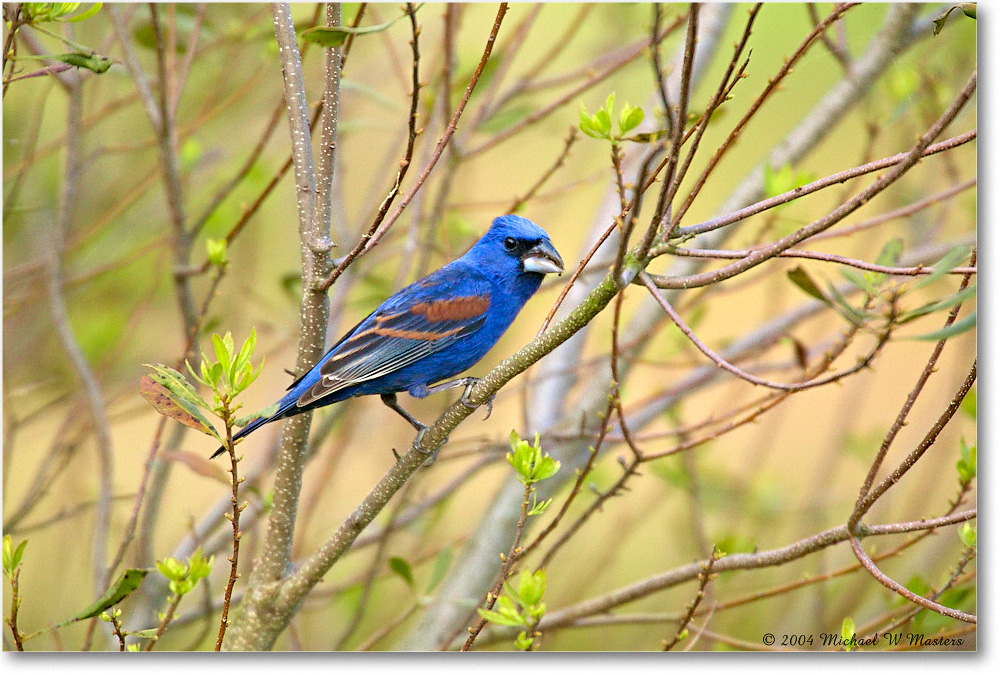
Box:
(459, 379, 495, 420)
(412, 427, 447, 467)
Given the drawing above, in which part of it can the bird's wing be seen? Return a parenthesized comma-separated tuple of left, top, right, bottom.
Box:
(295, 272, 491, 408)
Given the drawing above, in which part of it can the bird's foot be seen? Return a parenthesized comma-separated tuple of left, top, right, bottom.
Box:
(412, 426, 447, 467)
(459, 378, 495, 420)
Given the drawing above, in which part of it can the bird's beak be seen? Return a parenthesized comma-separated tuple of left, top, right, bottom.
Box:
(521, 240, 564, 275)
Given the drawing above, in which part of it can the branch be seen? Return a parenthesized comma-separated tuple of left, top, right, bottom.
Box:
(641, 270, 893, 391)
(665, 245, 976, 277)
(222, 2, 338, 650)
(849, 250, 977, 530)
(659, 131, 976, 244)
(646, 70, 976, 290)
(849, 536, 975, 623)
(521, 511, 978, 637)
(42, 59, 115, 604)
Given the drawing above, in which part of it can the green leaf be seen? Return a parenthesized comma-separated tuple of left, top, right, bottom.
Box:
(527, 495, 553, 516)
(506, 430, 560, 485)
(2, 535, 21, 577)
(47, 51, 113, 74)
(866, 238, 904, 287)
(156, 551, 212, 597)
(24, 3, 103, 23)
(932, 4, 976, 36)
(128, 628, 161, 639)
(212, 332, 233, 375)
(235, 328, 257, 372)
(477, 608, 526, 628)
(840, 268, 876, 296)
(899, 284, 977, 324)
(594, 109, 612, 136)
(388, 556, 414, 588)
(786, 266, 829, 304)
(913, 245, 971, 289)
(960, 387, 976, 419)
(956, 438, 976, 485)
(187, 549, 214, 584)
(514, 630, 535, 650)
(209, 361, 224, 388)
(841, 616, 855, 651)
(300, 6, 418, 47)
(234, 403, 279, 429)
(67, 569, 149, 623)
(604, 92, 616, 127)
(517, 569, 546, 607)
(156, 557, 187, 582)
(206, 238, 229, 267)
(619, 103, 644, 134)
(826, 283, 867, 326)
(62, 2, 103, 23)
(958, 522, 976, 548)
(932, 11, 950, 36)
(911, 310, 976, 341)
(841, 616, 854, 640)
(425, 547, 453, 594)
(496, 594, 521, 617)
(578, 104, 607, 139)
(11, 538, 27, 574)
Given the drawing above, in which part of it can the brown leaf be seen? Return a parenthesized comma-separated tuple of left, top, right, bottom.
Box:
(139, 375, 220, 440)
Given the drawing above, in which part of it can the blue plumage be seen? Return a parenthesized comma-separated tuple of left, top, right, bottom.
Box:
(212, 215, 563, 458)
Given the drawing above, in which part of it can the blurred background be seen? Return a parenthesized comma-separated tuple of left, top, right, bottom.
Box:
(3, 2, 976, 651)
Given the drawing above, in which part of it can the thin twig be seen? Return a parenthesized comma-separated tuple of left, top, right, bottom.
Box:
(44, 59, 115, 602)
(849, 250, 976, 530)
(461, 483, 533, 651)
(530, 511, 978, 635)
(659, 131, 977, 245)
(319, 2, 509, 292)
(215, 407, 243, 650)
(640, 271, 891, 392)
(662, 547, 718, 651)
(849, 536, 975, 623)
(852, 361, 977, 529)
(464, 9, 688, 158)
(505, 127, 578, 214)
(671, 3, 860, 228)
(666, 246, 976, 277)
(647, 71, 977, 290)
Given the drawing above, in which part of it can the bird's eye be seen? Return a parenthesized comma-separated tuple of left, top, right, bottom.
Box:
(503, 237, 518, 252)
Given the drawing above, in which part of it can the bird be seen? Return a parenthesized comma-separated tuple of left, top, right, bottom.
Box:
(211, 214, 563, 459)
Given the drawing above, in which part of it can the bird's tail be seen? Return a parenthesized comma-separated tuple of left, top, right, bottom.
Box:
(210, 414, 268, 459)
(209, 396, 298, 459)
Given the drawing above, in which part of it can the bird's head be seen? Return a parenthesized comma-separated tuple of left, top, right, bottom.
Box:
(469, 215, 564, 280)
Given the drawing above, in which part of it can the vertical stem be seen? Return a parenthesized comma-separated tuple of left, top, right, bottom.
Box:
(149, 3, 198, 335)
(223, 3, 340, 650)
(6, 568, 25, 651)
(44, 55, 114, 601)
(216, 404, 242, 650)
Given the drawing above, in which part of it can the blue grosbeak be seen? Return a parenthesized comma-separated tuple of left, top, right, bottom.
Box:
(212, 215, 563, 458)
